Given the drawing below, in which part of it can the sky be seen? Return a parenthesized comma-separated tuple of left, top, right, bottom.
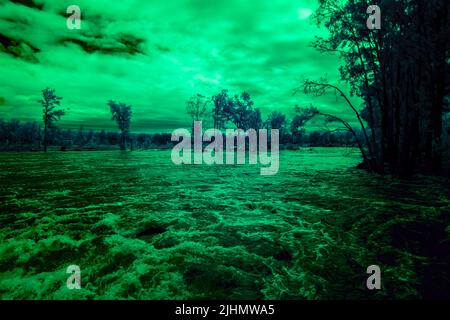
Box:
(0, 0, 363, 132)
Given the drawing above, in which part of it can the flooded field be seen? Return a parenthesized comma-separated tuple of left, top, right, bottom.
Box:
(0, 148, 449, 299)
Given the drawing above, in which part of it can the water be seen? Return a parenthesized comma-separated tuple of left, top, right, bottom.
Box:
(0, 148, 449, 299)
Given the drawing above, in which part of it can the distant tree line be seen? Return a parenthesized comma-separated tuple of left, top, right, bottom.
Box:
(0, 116, 369, 151)
(0, 119, 174, 151)
(0, 85, 371, 151)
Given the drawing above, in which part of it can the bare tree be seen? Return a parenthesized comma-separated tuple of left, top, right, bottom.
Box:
(186, 94, 210, 129)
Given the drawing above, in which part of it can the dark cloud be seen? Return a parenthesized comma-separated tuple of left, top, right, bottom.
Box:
(9, 0, 43, 11)
(58, 34, 146, 56)
(0, 32, 40, 62)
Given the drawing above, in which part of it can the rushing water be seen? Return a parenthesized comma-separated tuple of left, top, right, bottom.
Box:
(0, 148, 449, 299)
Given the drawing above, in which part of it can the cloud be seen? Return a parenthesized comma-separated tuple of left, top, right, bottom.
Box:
(58, 34, 146, 56)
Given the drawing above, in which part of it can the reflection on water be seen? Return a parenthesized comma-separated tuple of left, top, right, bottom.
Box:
(0, 148, 448, 299)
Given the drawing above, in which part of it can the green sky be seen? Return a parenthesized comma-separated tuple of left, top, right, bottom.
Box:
(0, 0, 362, 132)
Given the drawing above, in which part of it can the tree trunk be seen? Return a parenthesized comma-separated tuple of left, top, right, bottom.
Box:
(44, 121, 48, 152)
(120, 131, 126, 150)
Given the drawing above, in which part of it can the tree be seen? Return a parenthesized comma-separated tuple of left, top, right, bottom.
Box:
(74, 126, 85, 146)
(38, 88, 64, 152)
(212, 89, 230, 130)
(108, 100, 132, 150)
(306, 0, 449, 177)
(229, 91, 255, 130)
(212, 90, 261, 131)
(186, 94, 210, 123)
(186, 94, 210, 134)
(247, 108, 263, 131)
(294, 79, 374, 168)
(19, 121, 39, 145)
(97, 130, 107, 145)
(266, 111, 286, 130)
(291, 105, 316, 144)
